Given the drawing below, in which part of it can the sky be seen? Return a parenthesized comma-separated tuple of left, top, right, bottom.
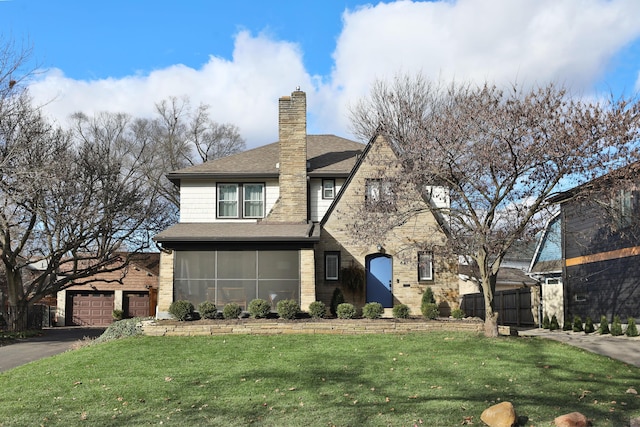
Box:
(2, 0, 640, 149)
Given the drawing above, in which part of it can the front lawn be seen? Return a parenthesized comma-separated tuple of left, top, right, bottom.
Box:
(0, 332, 638, 426)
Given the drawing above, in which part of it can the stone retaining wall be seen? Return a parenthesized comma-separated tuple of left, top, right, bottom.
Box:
(142, 319, 512, 337)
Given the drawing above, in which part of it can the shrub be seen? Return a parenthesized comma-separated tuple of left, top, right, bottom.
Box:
(542, 313, 550, 329)
(572, 315, 583, 332)
(549, 314, 559, 331)
(330, 288, 345, 317)
(611, 315, 623, 336)
(422, 287, 435, 304)
(336, 303, 356, 319)
(169, 300, 195, 321)
(112, 309, 124, 321)
(599, 315, 610, 334)
(198, 301, 217, 319)
(451, 308, 465, 319)
(392, 304, 410, 319)
(584, 316, 595, 334)
(222, 303, 242, 319)
(562, 317, 572, 331)
(277, 299, 300, 320)
(308, 301, 327, 319)
(94, 318, 144, 343)
(248, 299, 271, 319)
(421, 302, 439, 320)
(362, 302, 384, 319)
(626, 317, 639, 337)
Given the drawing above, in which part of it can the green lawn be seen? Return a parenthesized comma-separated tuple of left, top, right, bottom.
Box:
(0, 332, 638, 426)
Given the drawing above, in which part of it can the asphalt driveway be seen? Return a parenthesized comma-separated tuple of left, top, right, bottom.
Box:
(0, 327, 105, 372)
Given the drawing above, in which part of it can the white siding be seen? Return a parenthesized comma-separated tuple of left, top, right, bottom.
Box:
(310, 178, 344, 222)
(179, 179, 280, 223)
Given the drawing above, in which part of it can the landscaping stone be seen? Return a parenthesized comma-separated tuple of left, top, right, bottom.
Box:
(630, 416, 640, 427)
(480, 401, 517, 427)
(553, 412, 589, 427)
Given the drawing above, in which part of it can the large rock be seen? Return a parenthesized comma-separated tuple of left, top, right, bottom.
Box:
(554, 412, 589, 427)
(480, 401, 517, 427)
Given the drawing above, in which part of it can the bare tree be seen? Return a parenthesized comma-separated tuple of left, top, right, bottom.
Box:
(350, 74, 640, 336)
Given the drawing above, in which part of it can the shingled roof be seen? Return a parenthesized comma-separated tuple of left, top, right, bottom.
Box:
(154, 222, 319, 243)
(167, 135, 364, 182)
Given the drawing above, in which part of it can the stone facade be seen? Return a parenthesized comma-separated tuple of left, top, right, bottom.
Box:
(157, 250, 174, 318)
(316, 135, 458, 315)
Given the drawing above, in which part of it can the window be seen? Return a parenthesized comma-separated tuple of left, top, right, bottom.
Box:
(611, 189, 638, 229)
(244, 184, 264, 218)
(365, 179, 394, 209)
(217, 183, 265, 219)
(322, 179, 335, 199)
(418, 252, 433, 281)
(325, 252, 340, 281)
(218, 184, 238, 218)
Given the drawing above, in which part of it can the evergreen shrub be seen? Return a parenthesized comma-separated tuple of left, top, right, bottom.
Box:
(392, 304, 410, 319)
(599, 315, 610, 334)
(336, 303, 356, 319)
(222, 303, 242, 319)
(94, 318, 145, 343)
(422, 303, 439, 320)
(422, 287, 436, 304)
(308, 301, 327, 319)
(572, 315, 583, 332)
(626, 317, 639, 337)
(169, 300, 195, 321)
(362, 302, 384, 319)
(277, 299, 300, 320)
(198, 301, 217, 319)
(451, 308, 465, 319)
(611, 315, 623, 336)
(542, 313, 550, 329)
(549, 314, 559, 331)
(584, 316, 595, 334)
(330, 288, 345, 317)
(248, 299, 271, 319)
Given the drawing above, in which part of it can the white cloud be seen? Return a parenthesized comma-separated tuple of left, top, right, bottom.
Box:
(28, 1, 640, 148)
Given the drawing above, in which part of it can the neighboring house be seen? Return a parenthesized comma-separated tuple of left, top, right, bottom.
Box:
(56, 253, 159, 327)
(530, 163, 640, 324)
(153, 89, 457, 318)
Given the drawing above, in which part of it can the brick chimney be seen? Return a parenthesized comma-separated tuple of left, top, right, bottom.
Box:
(267, 89, 308, 223)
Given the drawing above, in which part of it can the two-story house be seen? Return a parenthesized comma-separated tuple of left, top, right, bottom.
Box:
(529, 163, 640, 325)
(153, 89, 457, 318)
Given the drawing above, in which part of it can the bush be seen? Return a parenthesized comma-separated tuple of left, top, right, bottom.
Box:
(542, 313, 550, 329)
(392, 304, 410, 319)
(626, 317, 639, 337)
(451, 308, 465, 320)
(308, 301, 327, 319)
(599, 315, 610, 334)
(549, 314, 559, 331)
(277, 299, 300, 320)
(362, 302, 384, 319)
(248, 299, 271, 319)
(421, 302, 439, 320)
(562, 317, 572, 331)
(330, 288, 345, 317)
(222, 303, 242, 319)
(169, 300, 195, 321)
(584, 316, 595, 334)
(572, 315, 583, 332)
(336, 303, 356, 319)
(422, 287, 435, 304)
(112, 309, 124, 321)
(198, 301, 217, 319)
(94, 318, 145, 343)
(611, 315, 623, 336)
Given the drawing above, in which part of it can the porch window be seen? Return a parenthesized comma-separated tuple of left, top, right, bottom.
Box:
(322, 179, 335, 199)
(418, 251, 433, 281)
(218, 184, 238, 218)
(244, 184, 265, 218)
(325, 252, 340, 281)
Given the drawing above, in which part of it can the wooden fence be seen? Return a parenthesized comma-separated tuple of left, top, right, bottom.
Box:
(461, 287, 540, 327)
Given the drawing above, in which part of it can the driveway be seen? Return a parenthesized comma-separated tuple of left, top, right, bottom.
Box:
(518, 327, 640, 368)
(0, 327, 105, 372)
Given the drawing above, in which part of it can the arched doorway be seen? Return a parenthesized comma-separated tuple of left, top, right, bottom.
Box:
(366, 254, 393, 308)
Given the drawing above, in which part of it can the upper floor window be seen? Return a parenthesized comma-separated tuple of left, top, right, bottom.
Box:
(322, 179, 335, 199)
(365, 179, 394, 209)
(611, 189, 639, 229)
(218, 183, 264, 219)
(418, 251, 433, 281)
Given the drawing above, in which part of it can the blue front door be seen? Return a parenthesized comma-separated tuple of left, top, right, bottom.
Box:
(366, 254, 393, 307)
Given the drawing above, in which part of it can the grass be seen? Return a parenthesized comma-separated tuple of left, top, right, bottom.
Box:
(0, 331, 638, 426)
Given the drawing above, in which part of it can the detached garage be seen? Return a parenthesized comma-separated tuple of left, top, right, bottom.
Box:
(67, 291, 115, 327)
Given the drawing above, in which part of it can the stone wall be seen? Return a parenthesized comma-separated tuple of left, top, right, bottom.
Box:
(156, 250, 175, 318)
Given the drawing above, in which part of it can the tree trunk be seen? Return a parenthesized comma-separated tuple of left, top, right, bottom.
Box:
(484, 311, 499, 337)
(5, 266, 29, 331)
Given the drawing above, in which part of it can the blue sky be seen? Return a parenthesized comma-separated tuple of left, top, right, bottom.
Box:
(2, 0, 640, 148)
